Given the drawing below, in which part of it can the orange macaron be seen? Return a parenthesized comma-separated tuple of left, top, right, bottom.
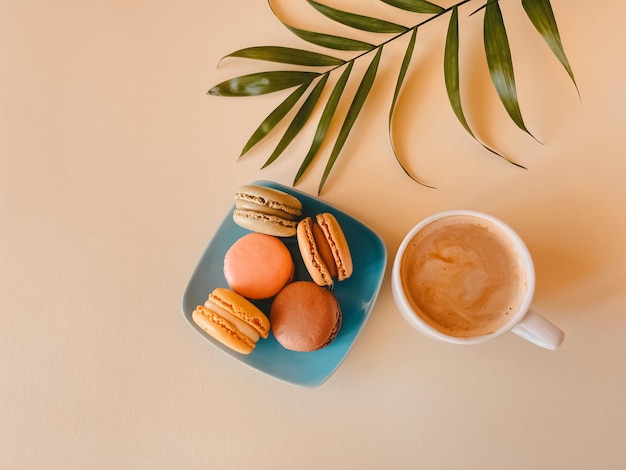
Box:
(224, 232, 294, 299)
(296, 212, 353, 286)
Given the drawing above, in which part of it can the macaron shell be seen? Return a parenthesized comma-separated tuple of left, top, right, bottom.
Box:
(296, 217, 333, 286)
(235, 184, 302, 217)
(192, 305, 255, 355)
(317, 212, 353, 281)
(209, 287, 270, 339)
(224, 233, 294, 299)
(270, 281, 342, 352)
(233, 209, 297, 237)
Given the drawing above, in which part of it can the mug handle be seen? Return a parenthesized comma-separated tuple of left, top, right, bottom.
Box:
(511, 309, 565, 350)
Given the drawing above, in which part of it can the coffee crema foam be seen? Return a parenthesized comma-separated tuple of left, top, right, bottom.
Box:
(400, 215, 527, 338)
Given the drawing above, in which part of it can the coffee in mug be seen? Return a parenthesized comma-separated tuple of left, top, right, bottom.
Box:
(392, 210, 564, 349)
(400, 214, 526, 338)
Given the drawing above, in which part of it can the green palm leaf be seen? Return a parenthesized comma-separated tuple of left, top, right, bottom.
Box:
(208, 71, 319, 96)
(307, 0, 408, 33)
(380, 0, 444, 14)
(483, 1, 535, 140)
(389, 28, 435, 187)
(390, 29, 416, 121)
(262, 75, 329, 168)
(294, 62, 354, 185)
(446, 8, 525, 168)
(521, 0, 578, 93)
(211, 0, 576, 192)
(241, 83, 311, 157)
(224, 46, 345, 67)
(444, 7, 473, 137)
(267, 0, 372, 50)
(319, 47, 383, 194)
(286, 25, 375, 51)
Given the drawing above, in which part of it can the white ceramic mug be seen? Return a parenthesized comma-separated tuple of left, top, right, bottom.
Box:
(391, 210, 565, 350)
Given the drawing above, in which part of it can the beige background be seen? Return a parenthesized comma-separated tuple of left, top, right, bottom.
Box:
(2, 0, 625, 468)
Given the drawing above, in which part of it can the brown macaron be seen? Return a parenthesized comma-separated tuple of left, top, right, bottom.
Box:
(297, 212, 353, 286)
(270, 281, 342, 352)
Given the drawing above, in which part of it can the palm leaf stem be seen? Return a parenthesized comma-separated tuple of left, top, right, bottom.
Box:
(318, 0, 476, 76)
(470, 0, 500, 17)
(266, 0, 476, 79)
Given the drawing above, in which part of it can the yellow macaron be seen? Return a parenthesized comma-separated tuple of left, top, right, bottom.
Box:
(192, 287, 270, 354)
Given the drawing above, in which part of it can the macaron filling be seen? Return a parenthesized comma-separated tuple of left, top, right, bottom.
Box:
(235, 186, 302, 217)
(204, 298, 260, 342)
(233, 209, 298, 230)
(235, 194, 301, 218)
(317, 213, 352, 281)
(311, 222, 338, 278)
(209, 287, 270, 338)
(235, 200, 295, 220)
(297, 217, 333, 286)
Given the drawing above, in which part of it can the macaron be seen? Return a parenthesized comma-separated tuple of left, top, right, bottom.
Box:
(233, 184, 302, 237)
(296, 212, 353, 286)
(192, 287, 270, 355)
(224, 232, 294, 299)
(270, 281, 342, 352)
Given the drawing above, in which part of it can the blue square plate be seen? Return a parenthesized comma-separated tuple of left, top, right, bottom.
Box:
(181, 180, 387, 387)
